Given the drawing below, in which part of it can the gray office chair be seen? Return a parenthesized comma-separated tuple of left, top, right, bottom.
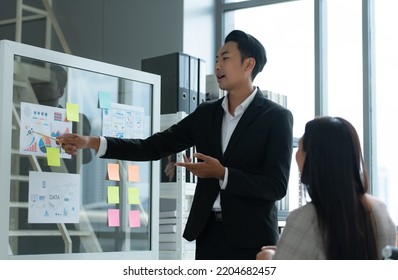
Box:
(382, 245, 398, 260)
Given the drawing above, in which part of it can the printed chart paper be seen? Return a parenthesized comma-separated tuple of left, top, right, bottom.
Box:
(28, 171, 80, 223)
(19, 102, 72, 159)
(102, 102, 144, 139)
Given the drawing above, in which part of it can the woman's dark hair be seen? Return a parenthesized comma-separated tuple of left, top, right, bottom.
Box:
(300, 116, 378, 259)
(224, 30, 267, 81)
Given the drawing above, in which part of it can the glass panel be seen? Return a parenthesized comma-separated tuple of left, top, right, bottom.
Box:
(10, 56, 153, 255)
(374, 0, 398, 224)
(326, 0, 363, 143)
(224, 0, 314, 212)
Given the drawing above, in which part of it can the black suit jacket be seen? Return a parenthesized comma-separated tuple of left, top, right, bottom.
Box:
(103, 89, 293, 249)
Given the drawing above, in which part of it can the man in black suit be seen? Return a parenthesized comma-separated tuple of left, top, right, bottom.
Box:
(58, 30, 294, 260)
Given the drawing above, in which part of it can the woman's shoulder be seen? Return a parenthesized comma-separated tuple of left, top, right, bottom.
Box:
(365, 194, 388, 210)
(287, 203, 317, 223)
(365, 194, 395, 229)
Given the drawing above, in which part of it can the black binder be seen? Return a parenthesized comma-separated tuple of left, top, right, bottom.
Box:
(141, 52, 190, 114)
(143, 53, 204, 184)
(198, 58, 206, 106)
(189, 56, 199, 113)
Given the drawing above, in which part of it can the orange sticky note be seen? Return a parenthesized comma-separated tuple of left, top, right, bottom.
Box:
(66, 103, 79, 122)
(128, 187, 140, 205)
(107, 186, 120, 204)
(46, 147, 61, 166)
(107, 163, 120, 181)
(108, 209, 120, 227)
(129, 210, 140, 228)
(128, 165, 140, 182)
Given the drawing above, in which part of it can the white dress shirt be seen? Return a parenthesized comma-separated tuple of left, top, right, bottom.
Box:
(213, 87, 257, 210)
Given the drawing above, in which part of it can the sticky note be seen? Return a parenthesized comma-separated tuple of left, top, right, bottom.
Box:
(98, 91, 111, 109)
(66, 103, 79, 122)
(128, 165, 140, 182)
(107, 186, 120, 204)
(129, 210, 140, 228)
(107, 163, 120, 181)
(108, 209, 120, 227)
(46, 147, 61, 166)
(128, 187, 140, 205)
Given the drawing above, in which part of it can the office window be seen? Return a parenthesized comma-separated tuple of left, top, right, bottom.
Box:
(223, 0, 314, 140)
(374, 1, 398, 224)
(221, 0, 398, 224)
(326, 0, 363, 143)
(223, 0, 314, 211)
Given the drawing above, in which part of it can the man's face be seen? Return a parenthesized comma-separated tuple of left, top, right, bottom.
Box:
(215, 41, 250, 91)
(31, 71, 64, 107)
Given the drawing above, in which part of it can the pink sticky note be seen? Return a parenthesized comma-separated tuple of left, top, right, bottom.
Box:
(108, 209, 120, 227)
(107, 163, 120, 181)
(128, 165, 140, 182)
(129, 210, 140, 228)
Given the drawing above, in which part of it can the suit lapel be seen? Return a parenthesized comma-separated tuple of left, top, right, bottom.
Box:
(223, 91, 266, 162)
(212, 99, 225, 159)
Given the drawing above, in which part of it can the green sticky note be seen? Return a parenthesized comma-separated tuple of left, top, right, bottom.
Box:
(98, 91, 111, 109)
(66, 103, 79, 122)
(107, 186, 120, 204)
(128, 187, 140, 205)
(46, 147, 61, 166)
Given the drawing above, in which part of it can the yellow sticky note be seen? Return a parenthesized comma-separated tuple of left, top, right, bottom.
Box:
(107, 163, 120, 181)
(128, 165, 140, 182)
(128, 187, 140, 205)
(129, 210, 140, 228)
(107, 186, 120, 204)
(66, 103, 79, 122)
(46, 147, 61, 166)
(108, 209, 120, 227)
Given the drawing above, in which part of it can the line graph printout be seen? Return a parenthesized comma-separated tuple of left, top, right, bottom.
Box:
(19, 102, 72, 158)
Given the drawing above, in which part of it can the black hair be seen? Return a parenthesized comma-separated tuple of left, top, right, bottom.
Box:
(224, 30, 267, 80)
(51, 65, 67, 88)
(31, 64, 67, 106)
(300, 116, 378, 259)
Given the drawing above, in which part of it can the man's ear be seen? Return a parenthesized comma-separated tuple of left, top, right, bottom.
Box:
(246, 57, 256, 71)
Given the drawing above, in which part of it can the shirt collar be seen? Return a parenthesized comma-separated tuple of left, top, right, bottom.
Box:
(222, 87, 258, 116)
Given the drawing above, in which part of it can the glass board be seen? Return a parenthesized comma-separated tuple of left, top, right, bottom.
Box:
(0, 40, 160, 259)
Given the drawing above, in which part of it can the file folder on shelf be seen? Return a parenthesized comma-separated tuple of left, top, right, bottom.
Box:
(141, 52, 190, 114)
(198, 58, 206, 106)
(189, 56, 198, 113)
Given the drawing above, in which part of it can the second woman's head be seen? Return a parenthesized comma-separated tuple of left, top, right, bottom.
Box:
(297, 116, 368, 205)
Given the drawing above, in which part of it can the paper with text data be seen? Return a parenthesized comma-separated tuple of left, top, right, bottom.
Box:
(28, 171, 80, 223)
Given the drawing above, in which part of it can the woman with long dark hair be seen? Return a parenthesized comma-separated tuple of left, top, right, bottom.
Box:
(257, 116, 396, 259)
